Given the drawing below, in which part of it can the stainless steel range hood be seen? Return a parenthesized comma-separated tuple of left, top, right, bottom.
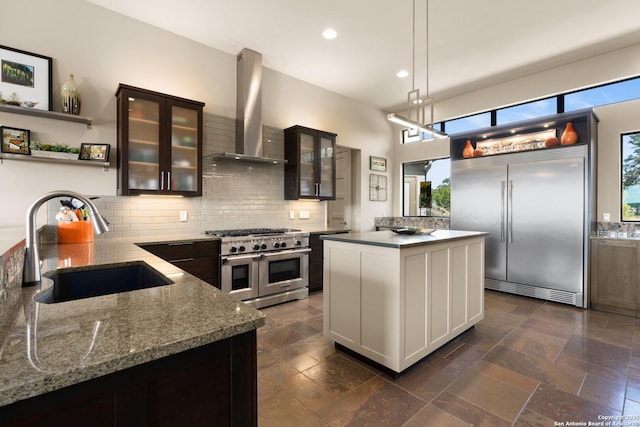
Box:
(210, 48, 287, 164)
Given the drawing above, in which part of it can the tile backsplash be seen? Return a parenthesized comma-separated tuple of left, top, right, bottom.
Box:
(50, 113, 326, 238)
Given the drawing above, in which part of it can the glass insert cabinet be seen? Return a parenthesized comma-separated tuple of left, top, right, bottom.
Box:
(284, 125, 337, 200)
(116, 84, 204, 196)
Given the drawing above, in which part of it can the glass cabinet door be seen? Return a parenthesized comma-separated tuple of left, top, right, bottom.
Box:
(319, 134, 335, 198)
(170, 106, 199, 192)
(299, 131, 316, 197)
(127, 97, 160, 191)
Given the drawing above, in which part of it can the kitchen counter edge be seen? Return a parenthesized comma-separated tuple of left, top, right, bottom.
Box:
(320, 229, 489, 248)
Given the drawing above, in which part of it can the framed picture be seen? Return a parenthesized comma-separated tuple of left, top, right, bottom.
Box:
(0, 45, 52, 111)
(79, 143, 110, 161)
(370, 156, 387, 172)
(1, 126, 30, 155)
(369, 174, 388, 201)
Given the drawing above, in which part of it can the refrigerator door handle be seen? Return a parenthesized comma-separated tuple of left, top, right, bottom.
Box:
(501, 181, 506, 243)
(508, 180, 514, 243)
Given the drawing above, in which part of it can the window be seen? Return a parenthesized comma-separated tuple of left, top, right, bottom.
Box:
(403, 158, 450, 217)
(622, 131, 640, 221)
(566, 77, 640, 112)
(444, 112, 491, 134)
(496, 97, 556, 125)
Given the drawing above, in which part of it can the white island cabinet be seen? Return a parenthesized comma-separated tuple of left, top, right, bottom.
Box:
(321, 229, 487, 374)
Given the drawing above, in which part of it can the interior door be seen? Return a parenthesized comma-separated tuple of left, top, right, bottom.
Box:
(328, 148, 351, 229)
(451, 163, 508, 280)
(507, 157, 584, 292)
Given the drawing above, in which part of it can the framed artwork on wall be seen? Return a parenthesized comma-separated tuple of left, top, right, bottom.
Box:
(370, 156, 387, 172)
(1, 126, 30, 155)
(0, 45, 52, 111)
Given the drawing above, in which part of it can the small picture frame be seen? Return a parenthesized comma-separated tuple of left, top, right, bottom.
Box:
(79, 143, 110, 161)
(370, 156, 387, 172)
(1, 126, 30, 155)
(0, 45, 52, 110)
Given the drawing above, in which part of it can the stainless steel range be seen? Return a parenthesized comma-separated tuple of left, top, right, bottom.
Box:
(205, 228, 310, 308)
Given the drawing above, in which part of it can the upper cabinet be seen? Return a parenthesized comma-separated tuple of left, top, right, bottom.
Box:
(284, 125, 337, 200)
(116, 84, 204, 196)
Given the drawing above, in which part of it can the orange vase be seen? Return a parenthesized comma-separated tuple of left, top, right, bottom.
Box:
(561, 122, 578, 145)
(462, 140, 474, 158)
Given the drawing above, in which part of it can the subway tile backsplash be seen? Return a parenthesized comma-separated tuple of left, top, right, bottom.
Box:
(51, 113, 326, 239)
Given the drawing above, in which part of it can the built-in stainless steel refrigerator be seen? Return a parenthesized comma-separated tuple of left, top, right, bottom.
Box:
(450, 111, 597, 307)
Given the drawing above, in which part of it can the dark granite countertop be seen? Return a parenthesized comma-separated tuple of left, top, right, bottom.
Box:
(0, 231, 264, 407)
(320, 229, 489, 248)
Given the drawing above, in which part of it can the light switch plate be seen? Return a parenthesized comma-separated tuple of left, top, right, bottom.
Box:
(299, 210, 310, 219)
(179, 210, 188, 222)
(603, 213, 610, 222)
(289, 211, 295, 220)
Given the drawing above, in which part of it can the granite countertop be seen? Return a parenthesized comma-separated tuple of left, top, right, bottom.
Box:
(320, 229, 489, 248)
(0, 231, 264, 407)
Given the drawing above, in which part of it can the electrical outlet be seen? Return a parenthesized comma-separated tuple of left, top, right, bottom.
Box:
(179, 210, 188, 222)
(299, 210, 310, 219)
(289, 211, 295, 220)
(603, 213, 610, 222)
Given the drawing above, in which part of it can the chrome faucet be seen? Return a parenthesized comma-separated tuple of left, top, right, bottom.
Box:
(23, 190, 110, 286)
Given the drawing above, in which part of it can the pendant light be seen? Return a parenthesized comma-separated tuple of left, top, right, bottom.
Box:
(387, 0, 447, 140)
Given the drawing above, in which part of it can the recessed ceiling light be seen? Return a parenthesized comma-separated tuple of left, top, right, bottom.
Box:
(322, 28, 337, 40)
(396, 70, 409, 78)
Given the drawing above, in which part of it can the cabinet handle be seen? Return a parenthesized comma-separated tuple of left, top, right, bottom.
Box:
(171, 257, 195, 263)
(500, 181, 505, 243)
(508, 180, 513, 243)
(315, 182, 319, 196)
(167, 171, 171, 190)
(168, 242, 195, 246)
(160, 171, 165, 190)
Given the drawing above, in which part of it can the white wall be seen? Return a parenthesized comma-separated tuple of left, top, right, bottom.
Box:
(593, 99, 640, 221)
(0, 0, 393, 231)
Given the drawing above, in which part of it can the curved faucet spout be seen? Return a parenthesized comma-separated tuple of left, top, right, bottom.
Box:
(23, 190, 110, 286)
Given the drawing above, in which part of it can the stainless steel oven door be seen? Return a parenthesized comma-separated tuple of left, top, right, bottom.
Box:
(259, 248, 310, 297)
(220, 254, 260, 301)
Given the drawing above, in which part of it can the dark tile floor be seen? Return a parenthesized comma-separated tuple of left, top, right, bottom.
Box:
(257, 290, 640, 426)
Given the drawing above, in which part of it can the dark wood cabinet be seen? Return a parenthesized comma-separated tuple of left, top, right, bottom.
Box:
(308, 231, 349, 292)
(590, 239, 640, 317)
(140, 239, 220, 288)
(116, 84, 204, 197)
(284, 125, 337, 200)
(0, 330, 257, 427)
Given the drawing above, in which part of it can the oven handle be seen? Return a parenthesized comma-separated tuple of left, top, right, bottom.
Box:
(221, 254, 262, 264)
(260, 248, 312, 258)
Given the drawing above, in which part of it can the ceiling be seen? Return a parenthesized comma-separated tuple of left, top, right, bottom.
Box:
(87, 0, 640, 113)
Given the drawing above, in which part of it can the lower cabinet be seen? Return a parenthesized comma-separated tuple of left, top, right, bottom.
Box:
(140, 239, 220, 288)
(309, 231, 349, 293)
(0, 330, 257, 427)
(590, 239, 639, 316)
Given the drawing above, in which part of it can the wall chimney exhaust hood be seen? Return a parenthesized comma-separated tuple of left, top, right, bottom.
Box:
(209, 48, 287, 164)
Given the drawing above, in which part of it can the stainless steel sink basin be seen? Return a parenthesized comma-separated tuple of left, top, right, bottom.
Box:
(35, 261, 174, 304)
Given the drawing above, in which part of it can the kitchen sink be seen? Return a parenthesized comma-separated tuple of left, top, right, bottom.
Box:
(35, 261, 174, 304)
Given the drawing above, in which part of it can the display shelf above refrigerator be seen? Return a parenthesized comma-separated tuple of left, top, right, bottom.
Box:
(450, 108, 598, 161)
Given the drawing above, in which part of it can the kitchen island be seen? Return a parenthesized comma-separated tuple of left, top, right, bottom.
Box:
(321, 229, 487, 375)
(0, 230, 264, 426)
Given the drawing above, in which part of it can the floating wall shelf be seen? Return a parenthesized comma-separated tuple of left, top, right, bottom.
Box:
(0, 153, 109, 171)
(0, 104, 92, 128)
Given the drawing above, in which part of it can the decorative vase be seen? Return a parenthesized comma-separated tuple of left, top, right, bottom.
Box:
(561, 122, 578, 145)
(462, 140, 474, 158)
(61, 74, 81, 115)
